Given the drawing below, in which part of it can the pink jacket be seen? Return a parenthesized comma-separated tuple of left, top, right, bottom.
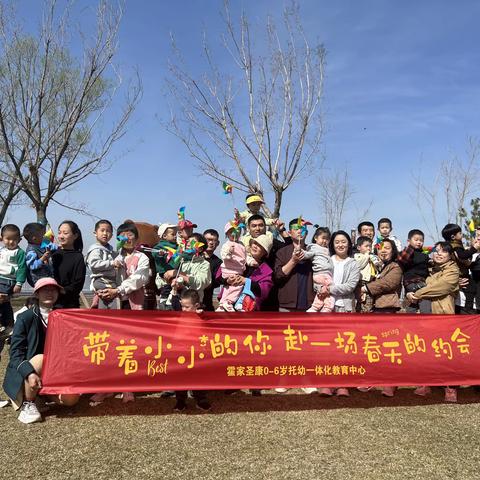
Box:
(221, 241, 246, 276)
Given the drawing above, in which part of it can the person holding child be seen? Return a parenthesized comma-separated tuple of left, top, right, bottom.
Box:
(363, 239, 402, 315)
(441, 223, 479, 314)
(274, 218, 314, 313)
(406, 241, 460, 402)
(317, 230, 360, 397)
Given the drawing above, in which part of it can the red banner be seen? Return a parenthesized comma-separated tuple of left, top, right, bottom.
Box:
(40, 310, 480, 394)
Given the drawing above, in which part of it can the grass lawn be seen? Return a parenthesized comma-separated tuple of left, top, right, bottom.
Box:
(2, 298, 480, 479)
(1, 342, 480, 480)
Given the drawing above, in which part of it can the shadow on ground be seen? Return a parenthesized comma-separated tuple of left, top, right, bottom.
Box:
(45, 386, 480, 419)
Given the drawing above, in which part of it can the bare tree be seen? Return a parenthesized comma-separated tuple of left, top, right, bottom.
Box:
(166, 1, 326, 218)
(413, 138, 480, 241)
(0, 0, 141, 224)
(317, 167, 353, 232)
(0, 154, 23, 224)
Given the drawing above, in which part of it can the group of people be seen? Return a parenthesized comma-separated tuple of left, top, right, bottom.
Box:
(1, 192, 480, 423)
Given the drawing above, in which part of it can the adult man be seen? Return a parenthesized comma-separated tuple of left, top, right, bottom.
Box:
(202, 229, 222, 311)
(357, 221, 375, 241)
(244, 215, 291, 311)
(244, 215, 291, 269)
(274, 218, 314, 312)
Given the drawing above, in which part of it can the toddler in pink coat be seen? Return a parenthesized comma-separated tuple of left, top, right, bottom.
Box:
(217, 222, 247, 312)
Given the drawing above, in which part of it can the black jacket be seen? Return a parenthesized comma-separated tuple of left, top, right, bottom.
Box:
(52, 249, 86, 308)
(3, 306, 46, 401)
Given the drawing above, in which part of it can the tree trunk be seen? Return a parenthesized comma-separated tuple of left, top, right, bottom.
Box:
(0, 200, 9, 226)
(273, 188, 283, 219)
(36, 205, 48, 226)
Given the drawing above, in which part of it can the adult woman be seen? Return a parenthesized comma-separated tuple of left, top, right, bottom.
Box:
(3, 278, 79, 423)
(363, 239, 402, 314)
(317, 231, 360, 397)
(219, 234, 273, 396)
(52, 220, 86, 308)
(324, 231, 361, 313)
(407, 242, 460, 403)
(218, 234, 274, 311)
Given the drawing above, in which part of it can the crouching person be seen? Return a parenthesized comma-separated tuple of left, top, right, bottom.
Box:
(3, 278, 79, 423)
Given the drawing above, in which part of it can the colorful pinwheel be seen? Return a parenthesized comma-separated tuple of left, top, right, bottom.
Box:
(177, 206, 186, 222)
(292, 215, 312, 236)
(222, 181, 233, 195)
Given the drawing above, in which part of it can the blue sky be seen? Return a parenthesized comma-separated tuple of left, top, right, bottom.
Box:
(5, 0, 480, 246)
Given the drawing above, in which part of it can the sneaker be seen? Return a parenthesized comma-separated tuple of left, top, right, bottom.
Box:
(275, 388, 288, 393)
(195, 398, 211, 411)
(444, 387, 457, 403)
(0, 399, 10, 408)
(414, 386, 431, 397)
(301, 387, 317, 394)
(173, 400, 187, 412)
(160, 390, 176, 398)
(18, 401, 42, 424)
(382, 386, 396, 397)
(336, 388, 350, 397)
(122, 392, 135, 403)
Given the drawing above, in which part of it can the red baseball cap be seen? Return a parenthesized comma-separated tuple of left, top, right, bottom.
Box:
(178, 219, 197, 229)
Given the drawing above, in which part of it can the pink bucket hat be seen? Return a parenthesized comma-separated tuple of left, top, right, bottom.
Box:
(33, 277, 65, 294)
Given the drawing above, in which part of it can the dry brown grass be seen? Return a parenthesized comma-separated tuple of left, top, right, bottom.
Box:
(1, 347, 480, 480)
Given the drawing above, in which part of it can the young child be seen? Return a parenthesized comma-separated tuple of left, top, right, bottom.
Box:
(217, 221, 247, 312)
(354, 236, 382, 312)
(153, 223, 178, 310)
(115, 222, 151, 311)
(91, 222, 151, 405)
(173, 288, 210, 412)
(376, 217, 402, 252)
(441, 223, 479, 314)
(304, 227, 334, 313)
(177, 207, 197, 244)
(23, 223, 56, 287)
(397, 229, 431, 314)
(85, 220, 123, 309)
(238, 193, 276, 228)
(0, 224, 26, 336)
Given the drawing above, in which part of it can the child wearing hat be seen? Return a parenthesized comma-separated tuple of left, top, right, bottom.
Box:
(238, 193, 276, 229)
(217, 221, 248, 312)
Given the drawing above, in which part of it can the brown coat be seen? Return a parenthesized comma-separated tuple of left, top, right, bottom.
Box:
(414, 260, 459, 314)
(274, 244, 314, 310)
(366, 261, 402, 309)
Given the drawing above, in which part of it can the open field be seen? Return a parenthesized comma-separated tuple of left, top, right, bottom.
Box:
(1, 347, 480, 480)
